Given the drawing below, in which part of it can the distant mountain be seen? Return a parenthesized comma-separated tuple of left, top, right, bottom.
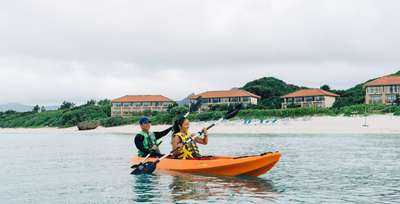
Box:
(0, 103, 59, 112)
(242, 77, 304, 108)
(176, 93, 195, 106)
(0, 103, 34, 112)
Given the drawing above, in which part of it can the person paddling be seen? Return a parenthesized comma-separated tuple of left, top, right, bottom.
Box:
(135, 117, 172, 157)
(171, 117, 208, 159)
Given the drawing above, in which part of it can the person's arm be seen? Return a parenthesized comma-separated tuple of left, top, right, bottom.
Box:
(134, 134, 151, 156)
(154, 126, 173, 140)
(194, 128, 208, 145)
(171, 135, 183, 158)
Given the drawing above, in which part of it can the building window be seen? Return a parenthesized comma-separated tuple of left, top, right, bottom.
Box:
(242, 97, 250, 102)
(220, 98, 229, 103)
(305, 96, 314, 102)
(315, 96, 325, 101)
(384, 86, 390, 93)
(113, 103, 122, 107)
(368, 87, 381, 94)
(212, 98, 220, 103)
(123, 103, 130, 107)
(369, 86, 385, 94)
(386, 95, 397, 103)
(371, 95, 382, 104)
(294, 97, 304, 102)
(230, 97, 239, 102)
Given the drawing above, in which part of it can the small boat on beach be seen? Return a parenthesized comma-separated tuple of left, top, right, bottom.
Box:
(77, 121, 99, 131)
(131, 151, 281, 177)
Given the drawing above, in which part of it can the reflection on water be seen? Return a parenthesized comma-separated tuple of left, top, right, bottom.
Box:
(131, 174, 161, 203)
(131, 171, 280, 203)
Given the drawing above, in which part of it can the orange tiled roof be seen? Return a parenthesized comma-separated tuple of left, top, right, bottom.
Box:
(112, 95, 173, 103)
(191, 89, 261, 99)
(281, 89, 339, 98)
(364, 75, 400, 87)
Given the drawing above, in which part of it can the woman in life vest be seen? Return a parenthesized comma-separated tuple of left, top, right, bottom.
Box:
(171, 117, 208, 159)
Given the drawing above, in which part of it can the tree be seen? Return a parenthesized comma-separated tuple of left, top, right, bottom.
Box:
(59, 101, 75, 110)
(320, 85, 331, 91)
(86, 99, 96, 106)
(40, 106, 46, 112)
(98, 99, 111, 106)
(242, 77, 301, 109)
(395, 94, 400, 106)
(32, 105, 40, 113)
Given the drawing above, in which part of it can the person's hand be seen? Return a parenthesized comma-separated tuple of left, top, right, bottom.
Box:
(151, 145, 159, 151)
(202, 128, 208, 136)
(175, 143, 184, 151)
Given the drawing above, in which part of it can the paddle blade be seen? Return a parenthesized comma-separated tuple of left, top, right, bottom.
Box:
(224, 104, 243, 120)
(130, 162, 158, 175)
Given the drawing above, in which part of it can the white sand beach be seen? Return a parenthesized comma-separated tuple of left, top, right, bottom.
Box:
(1, 114, 400, 134)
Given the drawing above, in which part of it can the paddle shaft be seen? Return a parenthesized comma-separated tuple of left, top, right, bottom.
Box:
(197, 118, 223, 135)
(197, 105, 241, 135)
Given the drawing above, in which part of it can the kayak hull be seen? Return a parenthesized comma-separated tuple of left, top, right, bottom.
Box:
(131, 151, 281, 177)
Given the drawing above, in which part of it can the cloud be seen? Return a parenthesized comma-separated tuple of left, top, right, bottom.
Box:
(0, 0, 399, 104)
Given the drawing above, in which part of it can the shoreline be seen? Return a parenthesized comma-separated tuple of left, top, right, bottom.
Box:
(1, 115, 400, 134)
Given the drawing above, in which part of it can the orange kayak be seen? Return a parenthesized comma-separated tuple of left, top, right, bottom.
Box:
(131, 151, 281, 177)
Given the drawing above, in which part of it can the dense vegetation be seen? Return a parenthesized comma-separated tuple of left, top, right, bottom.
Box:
(1, 102, 400, 129)
(242, 77, 303, 109)
(0, 100, 111, 128)
(331, 83, 365, 108)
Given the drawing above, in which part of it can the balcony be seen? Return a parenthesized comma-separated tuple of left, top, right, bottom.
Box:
(282, 101, 325, 108)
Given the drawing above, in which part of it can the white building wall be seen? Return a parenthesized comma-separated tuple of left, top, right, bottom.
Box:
(324, 96, 336, 108)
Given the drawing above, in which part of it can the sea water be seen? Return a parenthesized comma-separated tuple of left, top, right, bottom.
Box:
(0, 132, 399, 203)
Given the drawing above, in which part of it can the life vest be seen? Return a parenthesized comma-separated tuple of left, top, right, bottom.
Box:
(137, 131, 159, 157)
(175, 131, 201, 159)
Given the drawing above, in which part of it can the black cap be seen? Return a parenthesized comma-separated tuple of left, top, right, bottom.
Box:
(139, 117, 151, 125)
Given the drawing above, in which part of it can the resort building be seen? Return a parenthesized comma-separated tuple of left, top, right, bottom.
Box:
(190, 89, 261, 110)
(364, 75, 400, 105)
(111, 95, 174, 117)
(281, 89, 339, 109)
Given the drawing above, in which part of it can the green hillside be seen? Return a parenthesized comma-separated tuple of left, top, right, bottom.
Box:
(242, 77, 303, 109)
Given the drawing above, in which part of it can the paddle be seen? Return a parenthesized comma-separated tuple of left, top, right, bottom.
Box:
(197, 103, 243, 136)
(130, 103, 243, 175)
(130, 97, 203, 170)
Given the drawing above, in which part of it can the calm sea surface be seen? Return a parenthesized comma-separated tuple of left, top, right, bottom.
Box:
(0, 132, 399, 203)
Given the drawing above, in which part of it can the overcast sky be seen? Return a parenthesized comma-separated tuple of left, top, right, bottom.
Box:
(1, 0, 399, 105)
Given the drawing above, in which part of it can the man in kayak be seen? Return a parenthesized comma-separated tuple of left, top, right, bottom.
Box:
(135, 117, 172, 157)
(171, 117, 208, 159)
